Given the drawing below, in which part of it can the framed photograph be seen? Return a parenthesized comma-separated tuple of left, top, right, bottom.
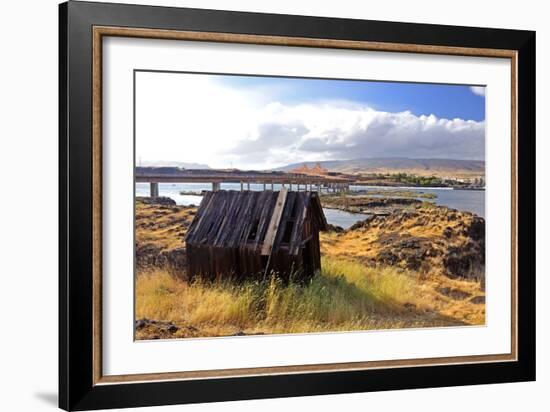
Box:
(59, 1, 536, 410)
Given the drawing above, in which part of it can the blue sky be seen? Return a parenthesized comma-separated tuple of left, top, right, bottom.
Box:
(218, 75, 486, 122)
(136, 71, 486, 169)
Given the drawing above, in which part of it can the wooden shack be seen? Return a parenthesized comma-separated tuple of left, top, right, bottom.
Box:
(185, 189, 327, 282)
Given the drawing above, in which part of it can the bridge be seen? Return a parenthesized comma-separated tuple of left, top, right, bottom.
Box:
(135, 167, 355, 198)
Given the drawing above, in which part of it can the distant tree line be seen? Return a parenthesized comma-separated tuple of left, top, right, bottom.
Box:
(392, 173, 445, 187)
(359, 172, 483, 188)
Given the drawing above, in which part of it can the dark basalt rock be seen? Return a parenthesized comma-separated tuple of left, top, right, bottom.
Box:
(347, 216, 375, 231)
(343, 205, 486, 280)
(443, 241, 484, 279)
(158, 247, 187, 275)
(135, 243, 163, 268)
(443, 226, 454, 238)
(135, 318, 180, 334)
(136, 245, 188, 277)
(467, 216, 485, 242)
(470, 296, 486, 305)
(135, 319, 147, 329)
(326, 223, 344, 233)
(137, 196, 177, 206)
(377, 250, 400, 266)
(376, 235, 436, 271)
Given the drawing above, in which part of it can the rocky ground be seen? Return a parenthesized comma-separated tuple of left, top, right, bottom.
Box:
(322, 204, 485, 280)
(135, 197, 194, 279)
(320, 193, 426, 215)
(135, 196, 486, 336)
(134, 317, 266, 340)
(345, 189, 437, 199)
(135, 196, 485, 284)
(319, 203, 485, 324)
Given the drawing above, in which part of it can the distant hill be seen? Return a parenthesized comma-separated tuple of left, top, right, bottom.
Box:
(139, 160, 211, 169)
(275, 158, 485, 177)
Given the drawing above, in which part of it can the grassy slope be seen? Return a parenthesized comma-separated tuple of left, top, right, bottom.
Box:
(135, 200, 485, 339)
(136, 257, 467, 339)
(320, 205, 485, 324)
(135, 202, 195, 251)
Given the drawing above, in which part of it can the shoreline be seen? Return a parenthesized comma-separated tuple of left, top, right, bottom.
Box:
(176, 185, 485, 194)
(141, 185, 484, 218)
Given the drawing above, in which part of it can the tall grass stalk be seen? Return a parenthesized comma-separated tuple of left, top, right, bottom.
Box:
(136, 256, 423, 334)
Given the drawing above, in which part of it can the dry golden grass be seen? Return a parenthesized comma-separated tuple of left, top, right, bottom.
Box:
(318, 206, 485, 325)
(135, 256, 478, 340)
(321, 205, 474, 261)
(135, 200, 485, 339)
(135, 201, 196, 251)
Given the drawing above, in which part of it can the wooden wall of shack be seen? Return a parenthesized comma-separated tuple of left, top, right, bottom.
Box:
(185, 190, 326, 282)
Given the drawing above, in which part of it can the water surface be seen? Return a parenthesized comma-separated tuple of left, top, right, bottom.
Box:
(135, 182, 484, 229)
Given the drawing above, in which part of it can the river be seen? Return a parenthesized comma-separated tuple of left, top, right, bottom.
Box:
(349, 185, 485, 218)
(135, 182, 484, 229)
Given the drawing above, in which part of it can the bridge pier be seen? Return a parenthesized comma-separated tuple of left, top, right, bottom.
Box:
(240, 181, 244, 191)
(271, 182, 274, 191)
(150, 182, 159, 198)
(263, 183, 266, 191)
(212, 182, 221, 192)
(246, 182, 250, 191)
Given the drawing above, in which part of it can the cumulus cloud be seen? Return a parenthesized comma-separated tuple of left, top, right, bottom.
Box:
(225, 102, 485, 167)
(136, 72, 485, 170)
(470, 86, 486, 97)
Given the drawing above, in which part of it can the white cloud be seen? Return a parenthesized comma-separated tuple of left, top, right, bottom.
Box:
(136, 72, 265, 168)
(470, 86, 486, 97)
(226, 104, 485, 167)
(136, 72, 485, 170)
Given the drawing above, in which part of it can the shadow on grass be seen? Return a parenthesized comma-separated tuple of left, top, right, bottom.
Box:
(307, 272, 470, 329)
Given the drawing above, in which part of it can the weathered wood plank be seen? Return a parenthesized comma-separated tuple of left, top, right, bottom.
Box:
(186, 189, 326, 281)
(261, 188, 288, 256)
